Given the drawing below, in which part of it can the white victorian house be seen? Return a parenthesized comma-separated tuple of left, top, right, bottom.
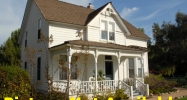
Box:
(18, 0, 150, 99)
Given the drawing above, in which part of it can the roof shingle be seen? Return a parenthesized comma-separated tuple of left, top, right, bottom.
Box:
(34, 0, 149, 39)
(50, 40, 148, 52)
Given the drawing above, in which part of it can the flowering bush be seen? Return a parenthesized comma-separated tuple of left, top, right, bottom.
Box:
(144, 74, 176, 94)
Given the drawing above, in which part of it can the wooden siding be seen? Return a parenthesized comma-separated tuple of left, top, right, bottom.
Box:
(49, 23, 85, 47)
(20, 1, 49, 91)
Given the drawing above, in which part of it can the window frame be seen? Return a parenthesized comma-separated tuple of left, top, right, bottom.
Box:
(100, 19, 116, 42)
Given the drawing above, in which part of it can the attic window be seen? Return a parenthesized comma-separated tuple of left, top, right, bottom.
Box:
(106, 8, 113, 13)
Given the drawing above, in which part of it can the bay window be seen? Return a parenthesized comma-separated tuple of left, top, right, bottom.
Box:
(100, 20, 115, 41)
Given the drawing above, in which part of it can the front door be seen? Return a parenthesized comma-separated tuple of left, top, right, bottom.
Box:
(105, 61, 113, 80)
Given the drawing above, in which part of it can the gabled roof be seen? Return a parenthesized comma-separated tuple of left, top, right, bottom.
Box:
(50, 40, 148, 52)
(34, 0, 149, 39)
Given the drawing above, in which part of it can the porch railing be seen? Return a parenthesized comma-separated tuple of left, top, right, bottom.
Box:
(135, 78, 149, 96)
(53, 80, 120, 95)
(119, 80, 133, 99)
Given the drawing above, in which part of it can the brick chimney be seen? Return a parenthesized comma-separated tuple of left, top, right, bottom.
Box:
(87, 3, 94, 9)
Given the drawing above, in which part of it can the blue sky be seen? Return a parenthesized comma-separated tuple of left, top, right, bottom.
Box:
(0, 0, 187, 45)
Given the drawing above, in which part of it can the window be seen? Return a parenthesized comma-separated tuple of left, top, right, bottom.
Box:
(59, 55, 78, 80)
(100, 20, 115, 41)
(24, 62, 27, 70)
(109, 22, 115, 40)
(25, 31, 27, 47)
(129, 58, 134, 78)
(38, 18, 42, 40)
(138, 68, 142, 77)
(105, 55, 112, 60)
(101, 20, 107, 39)
(71, 63, 77, 79)
(37, 57, 41, 80)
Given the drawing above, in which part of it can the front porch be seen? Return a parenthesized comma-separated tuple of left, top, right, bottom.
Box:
(49, 40, 149, 98)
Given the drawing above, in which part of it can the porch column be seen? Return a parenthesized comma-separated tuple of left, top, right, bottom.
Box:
(95, 57, 98, 92)
(67, 47, 72, 95)
(141, 57, 144, 78)
(117, 58, 120, 81)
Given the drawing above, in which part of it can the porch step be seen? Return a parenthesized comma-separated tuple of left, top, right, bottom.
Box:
(133, 90, 143, 98)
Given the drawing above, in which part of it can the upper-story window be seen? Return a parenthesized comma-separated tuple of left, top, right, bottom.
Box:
(101, 20, 107, 40)
(100, 20, 115, 41)
(25, 31, 27, 47)
(38, 18, 42, 40)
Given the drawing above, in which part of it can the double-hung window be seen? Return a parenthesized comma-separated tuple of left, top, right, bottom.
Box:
(101, 20, 115, 41)
(109, 22, 115, 40)
(38, 18, 42, 40)
(101, 20, 107, 40)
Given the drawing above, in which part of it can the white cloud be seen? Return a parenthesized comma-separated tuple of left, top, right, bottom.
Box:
(154, 0, 184, 10)
(120, 7, 139, 18)
(135, 10, 159, 21)
(60, 0, 94, 7)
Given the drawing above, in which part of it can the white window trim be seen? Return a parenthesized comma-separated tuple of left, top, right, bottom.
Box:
(100, 18, 116, 43)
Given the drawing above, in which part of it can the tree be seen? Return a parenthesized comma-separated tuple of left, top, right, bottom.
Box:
(149, 12, 187, 76)
(0, 28, 21, 66)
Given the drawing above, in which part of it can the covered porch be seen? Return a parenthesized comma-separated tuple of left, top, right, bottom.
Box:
(49, 40, 149, 98)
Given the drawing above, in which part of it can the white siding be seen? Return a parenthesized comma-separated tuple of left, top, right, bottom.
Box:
(126, 37, 147, 48)
(49, 23, 85, 47)
(88, 12, 126, 45)
(20, 1, 49, 91)
(87, 26, 100, 42)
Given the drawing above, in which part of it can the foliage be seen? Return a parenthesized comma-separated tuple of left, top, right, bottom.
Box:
(144, 74, 176, 94)
(0, 65, 31, 98)
(94, 89, 128, 100)
(114, 89, 128, 99)
(79, 94, 89, 100)
(93, 69, 105, 81)
(149, 12, 187, 76)
(0, 29, 21, 66)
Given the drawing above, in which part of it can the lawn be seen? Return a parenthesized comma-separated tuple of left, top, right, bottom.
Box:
(178, 97, 187, 100)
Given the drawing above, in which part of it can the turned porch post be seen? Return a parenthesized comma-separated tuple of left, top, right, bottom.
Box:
(67, 47, 72, 96)
(94, 49, 98, 92)
(117, 51, 121, 88)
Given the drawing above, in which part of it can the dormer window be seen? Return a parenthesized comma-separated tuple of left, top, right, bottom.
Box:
(38, 18, 42, 40)
(100, 20, 115, 42)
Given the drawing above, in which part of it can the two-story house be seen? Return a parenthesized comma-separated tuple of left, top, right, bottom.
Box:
(18, 0, 150, 99)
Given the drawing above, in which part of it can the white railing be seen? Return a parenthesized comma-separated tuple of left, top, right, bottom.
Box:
(53, 81, 68, 93)
(120, 80, 133, 99)
(135, 78, 149, 96)
(53, 80, 120, 95)
(97, 80, 118, 92)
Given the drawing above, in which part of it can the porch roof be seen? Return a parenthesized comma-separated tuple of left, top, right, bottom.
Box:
(50, 40, 148, 52)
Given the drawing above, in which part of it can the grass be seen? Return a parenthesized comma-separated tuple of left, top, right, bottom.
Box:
(177, 97, 187, 100)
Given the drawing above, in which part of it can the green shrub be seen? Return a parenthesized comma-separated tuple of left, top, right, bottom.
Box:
(114, 89, 128, 99)
(79, 94, 88, 100)
(47, 91, 67, 100)
(94, 89, 128, 100)
(0, 65, 31, 98)
(144, 74, 176, 94)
